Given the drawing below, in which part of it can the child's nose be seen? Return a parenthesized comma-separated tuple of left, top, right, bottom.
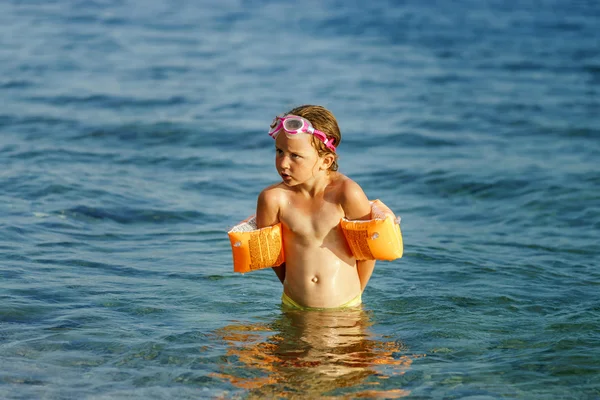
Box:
(278, 155, 290, 169)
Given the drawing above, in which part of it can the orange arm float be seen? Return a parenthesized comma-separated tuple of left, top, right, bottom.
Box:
(340, 199, 403, 261)
(227, 216, 285, 274)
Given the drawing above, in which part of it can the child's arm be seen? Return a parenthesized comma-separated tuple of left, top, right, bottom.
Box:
(357, 260, 376, 292)
(340, 180, 377, 292)
(256, 188, 286, 284)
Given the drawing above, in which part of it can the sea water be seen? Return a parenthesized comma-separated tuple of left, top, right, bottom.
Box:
(1, 0, 599, 398)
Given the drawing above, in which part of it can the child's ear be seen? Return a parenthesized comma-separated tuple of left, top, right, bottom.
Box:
(320, 153, 335, 170)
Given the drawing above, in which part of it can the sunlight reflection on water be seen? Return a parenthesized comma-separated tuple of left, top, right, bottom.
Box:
(211, 307, 422, 398)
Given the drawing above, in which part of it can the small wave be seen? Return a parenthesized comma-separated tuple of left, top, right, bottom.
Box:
(0, 113, 79, 131)
(584, 64, 600, 84)
(424, 173, 535, 200)
(0, 79, 34, 89)
(26, 94, 188, 109)
(71, 122, 207, 148)
(58, 206, 208, 225)
(388, 131, 461, 148)
(113, 154, 231, 170)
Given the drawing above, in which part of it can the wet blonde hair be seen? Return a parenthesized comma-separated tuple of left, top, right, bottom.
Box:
(285, 105, 341, 171)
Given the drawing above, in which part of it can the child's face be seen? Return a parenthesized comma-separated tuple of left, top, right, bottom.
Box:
(274, 133, 331, 186)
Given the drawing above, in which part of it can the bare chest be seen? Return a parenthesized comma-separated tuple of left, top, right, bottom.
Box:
(280, 201, 344, 241)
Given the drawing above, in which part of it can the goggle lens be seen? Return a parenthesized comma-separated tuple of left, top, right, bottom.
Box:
(283, 118, 304, 132)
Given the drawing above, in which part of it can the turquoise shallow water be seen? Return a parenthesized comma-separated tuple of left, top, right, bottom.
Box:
(1, 0, 599, 398)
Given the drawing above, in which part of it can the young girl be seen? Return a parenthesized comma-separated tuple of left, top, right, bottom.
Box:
(256, 105, 376, 310)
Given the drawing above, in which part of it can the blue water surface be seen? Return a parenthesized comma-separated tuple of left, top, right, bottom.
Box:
(1, 0, 599, 398)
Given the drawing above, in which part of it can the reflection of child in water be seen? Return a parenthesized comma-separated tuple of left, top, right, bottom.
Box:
(212, 308, 415, 398)
(257, 105, 376, 310)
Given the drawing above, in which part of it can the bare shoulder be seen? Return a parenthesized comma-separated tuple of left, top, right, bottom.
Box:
(257, 182, 288, 206)
(256, 182, 288, 227)
(332, 173, 371, 220)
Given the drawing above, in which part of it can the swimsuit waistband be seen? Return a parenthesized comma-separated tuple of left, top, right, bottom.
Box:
(281, 292, 362, 311)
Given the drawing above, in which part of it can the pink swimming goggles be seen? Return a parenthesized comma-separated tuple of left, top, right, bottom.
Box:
(268, 115, 337, 152)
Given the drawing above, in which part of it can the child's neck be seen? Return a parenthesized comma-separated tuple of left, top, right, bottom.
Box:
(294, 171, 333, 198)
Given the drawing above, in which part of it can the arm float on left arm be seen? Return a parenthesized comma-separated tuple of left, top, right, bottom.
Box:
(340, 199, 403, 261)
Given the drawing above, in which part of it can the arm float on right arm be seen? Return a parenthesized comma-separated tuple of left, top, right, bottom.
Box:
(227, 216, 285, 274)
(227, 199, 402, 273)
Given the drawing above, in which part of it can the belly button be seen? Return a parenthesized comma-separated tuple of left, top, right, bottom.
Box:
(311, 276, 318, 283)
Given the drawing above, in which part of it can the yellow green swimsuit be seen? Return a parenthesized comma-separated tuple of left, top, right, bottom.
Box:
(281, 292, 362, 311)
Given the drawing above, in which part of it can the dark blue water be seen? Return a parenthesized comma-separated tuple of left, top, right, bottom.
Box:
(1, 0, 599, 398)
